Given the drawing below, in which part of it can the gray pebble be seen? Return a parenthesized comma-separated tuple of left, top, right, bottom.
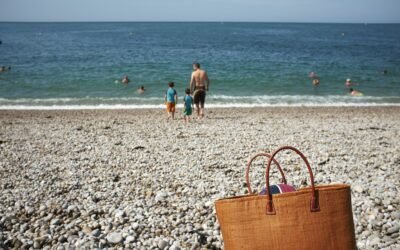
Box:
(368, 236, 380, 246)
(391, 211, 400, 220)
(158, 239, 168, 249)
(169, 245, 181, 250)
(50, 218, 61, 226)
(91, 229, 101, 237)
(26, 207, 35, 216)
(33, 240, 42, 249)
(126, 235, 136, 243)
(382, 235, 393, 243)
(106, 232, 123, 244)
(19, 223, 28, 233)
(58, 235, 67, 243)
(67, 205, 77, 213)
(386, 225, 399, 235)
(353, 185, 363, 193)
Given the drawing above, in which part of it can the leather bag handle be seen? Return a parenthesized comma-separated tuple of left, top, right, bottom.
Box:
(265, 146, 320, 215)
(246, 153, 287, 194)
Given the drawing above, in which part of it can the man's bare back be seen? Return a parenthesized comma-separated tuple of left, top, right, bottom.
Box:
(189, 63, 210, 119)
(190, 69, 210, 92)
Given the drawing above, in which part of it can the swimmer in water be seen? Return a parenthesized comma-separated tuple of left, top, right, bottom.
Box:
(137, 86, 145, 94)
(312, 78, 320, 86)
(383, 69, 388, 75)
(345, 79, 352, 87)
(0, 66, 11, 72)
(121, 75, 130, 84)
(309, 72, 320, 86)
(349, 88, 363, 96)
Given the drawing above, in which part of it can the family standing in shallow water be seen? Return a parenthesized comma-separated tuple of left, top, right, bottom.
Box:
(164, 63, 210, 122)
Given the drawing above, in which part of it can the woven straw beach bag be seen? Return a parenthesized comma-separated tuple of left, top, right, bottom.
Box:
(215, 146, 356, 250)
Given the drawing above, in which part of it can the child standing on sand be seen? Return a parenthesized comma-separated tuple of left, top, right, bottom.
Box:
(164, 82, 178, 120)
(183, 88, 194, 123)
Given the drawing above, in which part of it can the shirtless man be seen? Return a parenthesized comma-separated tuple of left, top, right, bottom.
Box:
(189, 63, 210, 119)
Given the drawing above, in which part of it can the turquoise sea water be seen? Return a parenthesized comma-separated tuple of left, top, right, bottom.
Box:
(0, 22, 399, 108)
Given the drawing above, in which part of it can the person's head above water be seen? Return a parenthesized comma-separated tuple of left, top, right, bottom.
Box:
(192, 62, 200, 70)
(185, 88, 190, 95)
(168, 82, 174, 88)
(349, 88, 354, 92)
(346, 79, 351, 82)
(121, 75, 129, 84)
(140, 86, 144, 90)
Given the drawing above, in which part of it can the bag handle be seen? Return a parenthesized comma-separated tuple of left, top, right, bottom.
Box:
(265, 146, 320, 215)
(246, 153, 287, 194)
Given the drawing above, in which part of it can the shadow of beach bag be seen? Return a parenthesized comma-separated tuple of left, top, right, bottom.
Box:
(215, 146, 356, 250)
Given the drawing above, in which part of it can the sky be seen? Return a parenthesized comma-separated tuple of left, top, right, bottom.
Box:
(0, 0, 399, 23)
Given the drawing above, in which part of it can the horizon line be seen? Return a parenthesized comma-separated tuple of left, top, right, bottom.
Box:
(0, 20, 399, 25)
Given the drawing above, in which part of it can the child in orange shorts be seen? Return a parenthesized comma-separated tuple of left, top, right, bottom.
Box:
(164, 81, 178, 120)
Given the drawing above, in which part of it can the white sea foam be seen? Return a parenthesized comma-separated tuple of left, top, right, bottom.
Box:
(209, 95, 400, 102)
(0, 104, 165, 110)
(0, 97, 162, 103)
(1, 103, 399, 110)
(0, 95, 399, 110)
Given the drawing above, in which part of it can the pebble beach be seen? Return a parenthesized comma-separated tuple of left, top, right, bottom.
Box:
(0, 107, 399, 250)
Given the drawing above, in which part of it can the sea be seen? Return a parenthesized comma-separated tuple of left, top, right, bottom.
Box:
(0, 22, 399, 109)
